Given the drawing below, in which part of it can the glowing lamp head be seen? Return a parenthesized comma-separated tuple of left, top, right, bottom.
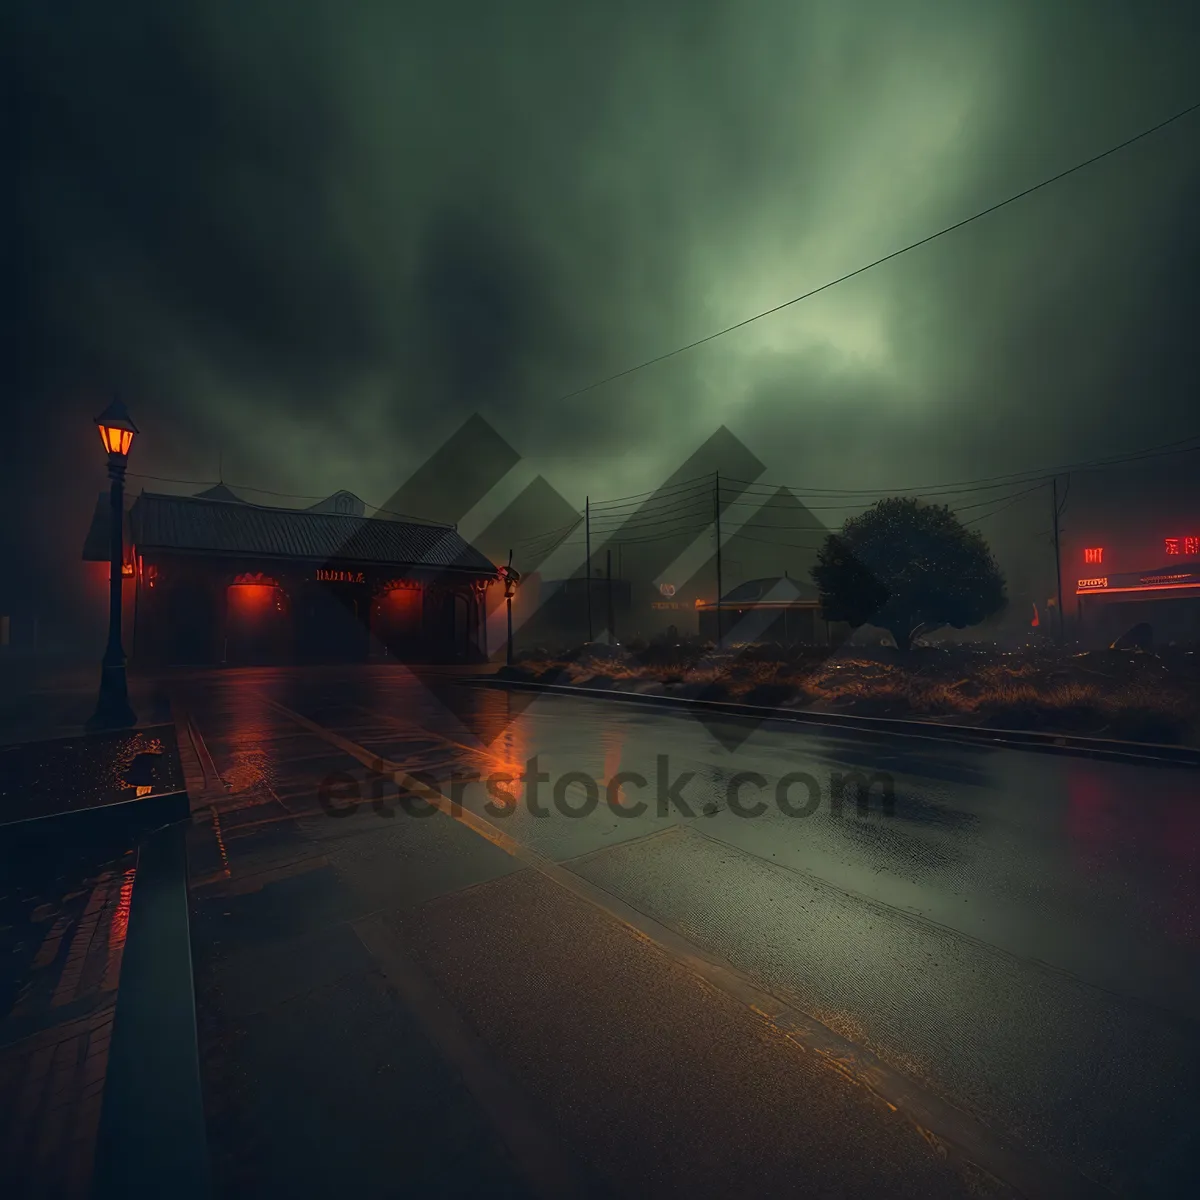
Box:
(497, 563, 521, 597)
(95, 399, 139, 458)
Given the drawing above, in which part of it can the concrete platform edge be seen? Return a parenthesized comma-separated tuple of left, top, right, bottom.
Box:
(91, 819, 211, 1199)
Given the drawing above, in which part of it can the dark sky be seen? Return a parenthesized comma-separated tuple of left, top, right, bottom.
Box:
(5, 1, 1200, 634)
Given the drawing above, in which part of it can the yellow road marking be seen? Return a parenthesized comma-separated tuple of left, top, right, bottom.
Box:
(256, 692, 1106, 1200)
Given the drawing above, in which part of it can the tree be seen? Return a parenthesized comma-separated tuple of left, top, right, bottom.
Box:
(812, 497, 1006, 650)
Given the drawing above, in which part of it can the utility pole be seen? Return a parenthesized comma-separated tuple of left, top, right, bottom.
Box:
(606, 548, 614, 645)
(714, 470, 723, 648)
(504, 549, 517, 666)
(585, 496, 593, 642)
(1052, 476, 1064, 646)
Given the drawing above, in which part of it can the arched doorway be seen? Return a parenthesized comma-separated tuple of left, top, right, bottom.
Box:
(453, 592, 471, 661)
(373, 583, 424, 661)
(295, 576, 371, 662)
(225, 576, 288, 664)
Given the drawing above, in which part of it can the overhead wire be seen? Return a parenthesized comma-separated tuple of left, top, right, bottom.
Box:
(538, 98, 1200, 406)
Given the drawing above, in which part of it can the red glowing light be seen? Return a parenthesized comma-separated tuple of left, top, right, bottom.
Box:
(1077, 577, 1108, 590)
(228, 583, 278, 610)
(1083, 547, 1103, 565)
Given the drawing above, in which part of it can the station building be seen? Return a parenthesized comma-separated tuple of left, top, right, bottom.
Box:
(82, 485, 499, 665)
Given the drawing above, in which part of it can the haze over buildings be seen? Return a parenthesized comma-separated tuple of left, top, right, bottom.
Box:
(5, 1, 1199, 647)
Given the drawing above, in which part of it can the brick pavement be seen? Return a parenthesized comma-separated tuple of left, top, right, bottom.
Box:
(0, 849, 136, 1199)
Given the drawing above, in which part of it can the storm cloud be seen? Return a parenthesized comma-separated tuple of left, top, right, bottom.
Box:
(4, 0, 1199, 634)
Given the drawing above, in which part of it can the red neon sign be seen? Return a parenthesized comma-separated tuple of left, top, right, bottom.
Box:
(1077, 577, 1108, 589)
(1083, 547, 1103, 564)
(1165, 536, 1200, 556)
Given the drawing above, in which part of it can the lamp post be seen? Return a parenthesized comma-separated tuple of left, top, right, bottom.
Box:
(499, 552, 521, 666)
(87, 400, 138, 731)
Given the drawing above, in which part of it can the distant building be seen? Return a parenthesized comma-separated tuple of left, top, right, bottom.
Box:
(82, 486, 498, 665)
(513, 574, 634, 650)
(1068, 532, 1200, 646)
(697, 576, 847, 646)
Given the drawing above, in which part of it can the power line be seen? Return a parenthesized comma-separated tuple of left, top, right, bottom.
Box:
(718, 478, 1050, 514)
(587, 501, 717, 532)
(962, 484, 1047, 527)
(545, 98, 1200, 406)
(725, 532, 827, 552)
(519, 432, 1192, 555)
(581, 474, 716, 509)
(723, 432, 1200, 500)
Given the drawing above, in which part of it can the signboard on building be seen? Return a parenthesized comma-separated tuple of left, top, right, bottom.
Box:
(315, 569, 365, 583)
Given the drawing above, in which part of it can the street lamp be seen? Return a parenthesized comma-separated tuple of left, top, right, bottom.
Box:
(87, 399, 139, 731)
(498, 551, 521, 666)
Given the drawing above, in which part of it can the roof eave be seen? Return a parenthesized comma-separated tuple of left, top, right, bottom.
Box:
(134, 543, 498, 577)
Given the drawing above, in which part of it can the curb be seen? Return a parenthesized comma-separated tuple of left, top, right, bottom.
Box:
(92, 818, 212, 1199)
(468, 676, 1200, 768)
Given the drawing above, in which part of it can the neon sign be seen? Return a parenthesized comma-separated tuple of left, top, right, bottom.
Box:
(1141, 573, 1192, 585)
(1165, 536, 1200, 556)
(1077, 577, 1108, 589)
(1083, 547, 1103, 564)
(315, 569, 365, 583)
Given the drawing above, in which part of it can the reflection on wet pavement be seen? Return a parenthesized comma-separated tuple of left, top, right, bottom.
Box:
(177, 664, 1200, 1198)
(0, 832, 137, 1198)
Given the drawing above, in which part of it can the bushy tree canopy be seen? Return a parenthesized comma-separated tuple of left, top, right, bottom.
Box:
(812, 497, 1006, 650)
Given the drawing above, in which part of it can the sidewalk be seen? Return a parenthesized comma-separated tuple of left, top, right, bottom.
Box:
(0, 687, 196, 1198)
(0, 833, 135, 1199)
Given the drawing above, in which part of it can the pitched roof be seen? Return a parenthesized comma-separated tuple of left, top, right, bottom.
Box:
(86, 491, 496, 575)
(81, 492, 134, 561)
(193, 483, 247, 503)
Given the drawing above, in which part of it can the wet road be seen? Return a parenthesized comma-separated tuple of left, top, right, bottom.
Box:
(177, 665, 1200, 1198)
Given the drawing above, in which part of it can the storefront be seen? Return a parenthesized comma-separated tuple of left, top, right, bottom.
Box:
(1071, 533, 1200, 647)
(82, 489, 498, 665)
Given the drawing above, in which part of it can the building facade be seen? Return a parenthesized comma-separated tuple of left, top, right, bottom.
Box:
(1068, 530, 1200, 647)
(697, 577, 847, 646)
(83, 488, 499, 665)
